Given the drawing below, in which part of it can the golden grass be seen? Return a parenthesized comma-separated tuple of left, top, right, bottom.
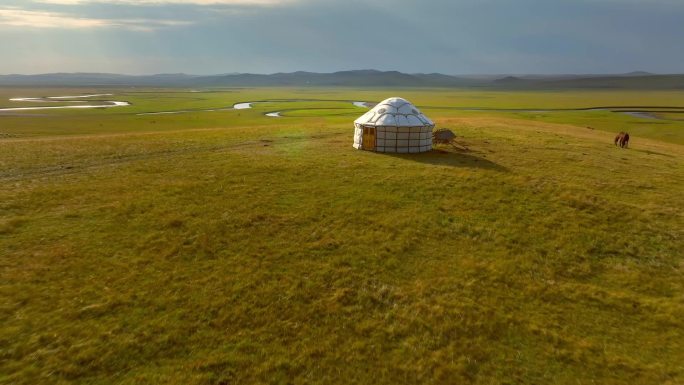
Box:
(1, 88, 683, 384)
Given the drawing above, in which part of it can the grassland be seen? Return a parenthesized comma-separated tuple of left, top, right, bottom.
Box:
(1, 87, 683, 384)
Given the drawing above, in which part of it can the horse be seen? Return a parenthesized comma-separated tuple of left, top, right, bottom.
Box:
(614, 132, 630, 148)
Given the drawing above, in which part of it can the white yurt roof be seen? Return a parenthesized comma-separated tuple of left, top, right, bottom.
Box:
(354, 97, 433, 127)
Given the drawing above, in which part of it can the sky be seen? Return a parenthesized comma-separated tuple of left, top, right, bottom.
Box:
(0, 0, 683, 75)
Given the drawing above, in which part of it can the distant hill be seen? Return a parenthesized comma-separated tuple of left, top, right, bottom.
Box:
(500, 74, 684, 90)
(0, 70, 682, 89)
(186, 70, 480, 87)
(0, 72, 199, 86)
(494, 76, 524, 83)
(621, 71, 654, 77)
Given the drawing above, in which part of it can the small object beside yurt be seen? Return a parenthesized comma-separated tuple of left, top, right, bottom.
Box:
(432, 128, 457, 144)
(432, 128, 467, 150)
(353, 97, 434, 153)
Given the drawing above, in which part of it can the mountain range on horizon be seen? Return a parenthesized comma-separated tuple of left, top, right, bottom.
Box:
(1, 69, 682, 89)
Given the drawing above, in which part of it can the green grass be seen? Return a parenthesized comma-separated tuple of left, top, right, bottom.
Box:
(1, 88, 683, 384)
(2, 87, 684, 143)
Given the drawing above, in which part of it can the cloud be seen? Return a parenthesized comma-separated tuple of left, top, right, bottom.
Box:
(0, 8, 108, 28)
(34, 0, 290, 5)
(2, 0, 683, 74)
(1, 0, 290, 31)
(0, 8, 192, 30)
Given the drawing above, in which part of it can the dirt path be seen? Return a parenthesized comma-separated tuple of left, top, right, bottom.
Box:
(0, 131, 344, 182)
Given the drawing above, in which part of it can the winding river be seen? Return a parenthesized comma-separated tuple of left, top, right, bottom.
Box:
(3, 95, 679, 121)
(230, 101, 371, 118)
(233, 102, 252, 110)
(0, 94, 130, 112)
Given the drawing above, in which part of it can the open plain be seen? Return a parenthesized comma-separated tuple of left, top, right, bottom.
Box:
(1, 87, 683, 384)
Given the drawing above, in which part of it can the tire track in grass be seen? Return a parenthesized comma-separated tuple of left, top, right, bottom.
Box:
(0, 133, 344, 182)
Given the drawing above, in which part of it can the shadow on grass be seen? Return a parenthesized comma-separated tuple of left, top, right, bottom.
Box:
(384, 149, 509, 172)
(631, 148, 675, 158)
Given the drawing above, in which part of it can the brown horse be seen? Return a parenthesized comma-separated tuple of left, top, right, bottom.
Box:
(614, 132, 630, 148)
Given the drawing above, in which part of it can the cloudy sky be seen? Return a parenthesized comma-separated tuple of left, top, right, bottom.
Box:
(0, 0, 682, 75)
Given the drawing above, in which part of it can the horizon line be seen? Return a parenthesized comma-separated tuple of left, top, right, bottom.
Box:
(0, 70, 675, 77)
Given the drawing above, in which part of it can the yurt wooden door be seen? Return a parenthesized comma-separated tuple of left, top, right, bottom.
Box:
(362, 126, 376, 150)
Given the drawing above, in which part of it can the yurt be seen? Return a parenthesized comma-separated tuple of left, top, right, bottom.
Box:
(353, 97, 434, 153)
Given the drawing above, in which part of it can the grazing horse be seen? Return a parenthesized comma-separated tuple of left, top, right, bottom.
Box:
(614, 132, 630, 148)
